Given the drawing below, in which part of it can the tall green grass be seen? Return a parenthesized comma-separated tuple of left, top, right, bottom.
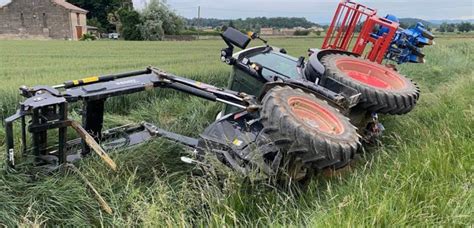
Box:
(0, 37, 472, 226)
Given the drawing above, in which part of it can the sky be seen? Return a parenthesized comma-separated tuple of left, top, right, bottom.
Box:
(1, 0, 473, 23)
(134, 0, 474, 23)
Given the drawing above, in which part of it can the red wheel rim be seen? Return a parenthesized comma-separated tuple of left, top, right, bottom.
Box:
(335, 57, 407, 90)
(288, 97, 344, 135)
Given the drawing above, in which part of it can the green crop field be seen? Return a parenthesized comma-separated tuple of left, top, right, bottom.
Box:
(0, 37, 472, 226)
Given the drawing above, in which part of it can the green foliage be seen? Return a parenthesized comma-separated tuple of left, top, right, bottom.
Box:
(229, 20, 235, 29)
(79, 33, 97, 41)
(439, 22, 457, 33)
(0, 38, 473, 226)
(447, 24, 456, 32)
(139, 0, 185, 41)
(187, 17, 318, 30)
(70, 0, 183, 40)
(118, 8, 143, 41)
(86, 18, 104, 33)
(68, 0, 132, 32)
(457, 22, 472, 32)
(140, 20, 165, 41)
(294, 30, 310, 36)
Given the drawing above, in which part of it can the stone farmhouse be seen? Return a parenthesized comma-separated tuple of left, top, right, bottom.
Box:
(0, 0, 88, 40)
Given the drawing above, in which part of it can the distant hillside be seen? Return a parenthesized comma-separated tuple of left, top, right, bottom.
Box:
(399, 18, 434, 27)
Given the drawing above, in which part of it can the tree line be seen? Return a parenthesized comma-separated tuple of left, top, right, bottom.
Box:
(186, 17, 319, 30)
(438, 22, 472, 33)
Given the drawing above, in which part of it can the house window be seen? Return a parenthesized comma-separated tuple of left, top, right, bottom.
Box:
(20, 12, 24, 26)
(76, 13, 80, 25)
(42, 13, 47, 28)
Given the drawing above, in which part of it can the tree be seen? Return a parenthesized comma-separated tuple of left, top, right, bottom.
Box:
(447, 23, 456, 32)
(185, 17, 319, 31)
(440, 22, 456, 32)
(108, 11, 121, 33)
(140, 20, 165, 41)
(118, 8, 143, 40)
(458, 22, 472, 33)
(139, 0, 184, 40)
(87, 18, 103, 32)
(439, 22, 447, 32)
(69, 0, 132, 32)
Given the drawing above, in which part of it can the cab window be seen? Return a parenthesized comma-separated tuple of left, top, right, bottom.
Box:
(249, 52, 300, 79)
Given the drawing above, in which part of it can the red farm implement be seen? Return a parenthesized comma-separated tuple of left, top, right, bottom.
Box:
(322, 1, 399, 64)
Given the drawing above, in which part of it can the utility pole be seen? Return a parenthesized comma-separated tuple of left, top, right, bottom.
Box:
(197, 6, 201, 40)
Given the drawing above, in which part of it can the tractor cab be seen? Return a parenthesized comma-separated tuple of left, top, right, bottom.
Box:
(219, 27, 361, 116)
(227, 46, 301, 95)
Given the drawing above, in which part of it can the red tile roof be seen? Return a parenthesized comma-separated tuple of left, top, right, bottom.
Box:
(53, 0, 88, 14)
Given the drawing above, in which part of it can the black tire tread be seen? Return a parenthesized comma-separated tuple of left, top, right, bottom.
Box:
(260, 86, 361, 177)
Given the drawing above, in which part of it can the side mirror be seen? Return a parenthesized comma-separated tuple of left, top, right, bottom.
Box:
(221, 27, 251, 49)
(247, 31, 258, 39)
(247, 31, 269, 46)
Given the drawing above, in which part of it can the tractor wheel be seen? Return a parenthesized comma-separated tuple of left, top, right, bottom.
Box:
(260, 86, 360, 183)
(321, 54, 420, 115)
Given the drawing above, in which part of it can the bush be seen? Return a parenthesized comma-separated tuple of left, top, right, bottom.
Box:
(80, 33, 97, 41)
(457, 22, 472, 33)
(294, 30, 310, 36)
(140, 20, 165, 41)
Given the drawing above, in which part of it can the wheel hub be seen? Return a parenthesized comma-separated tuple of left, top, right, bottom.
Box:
(335, 57, 407, 90)
(288, 97, 344, 135)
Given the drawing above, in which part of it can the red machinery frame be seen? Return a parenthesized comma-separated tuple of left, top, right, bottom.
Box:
(322, 1, 399, 64)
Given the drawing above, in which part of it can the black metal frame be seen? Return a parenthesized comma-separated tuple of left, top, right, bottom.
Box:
(4, 67, 259, 169)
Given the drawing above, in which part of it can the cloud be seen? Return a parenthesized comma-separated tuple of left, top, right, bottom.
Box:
(162, 0, 474, 22)
(2, 0, 472, 22)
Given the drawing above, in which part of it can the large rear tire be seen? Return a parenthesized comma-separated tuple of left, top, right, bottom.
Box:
(260, 86, 361, 183)
(321, 54, 420, 115)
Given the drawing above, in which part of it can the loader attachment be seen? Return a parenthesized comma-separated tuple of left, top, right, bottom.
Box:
(4, 67, 259, 170)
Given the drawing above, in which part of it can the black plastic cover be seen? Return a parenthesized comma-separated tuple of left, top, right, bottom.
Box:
(222, 27, 251, 49)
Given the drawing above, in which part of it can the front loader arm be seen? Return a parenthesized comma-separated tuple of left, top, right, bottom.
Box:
(4, 67, 260, 169)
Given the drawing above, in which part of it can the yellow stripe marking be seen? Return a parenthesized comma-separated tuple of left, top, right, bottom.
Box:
(82, 76, 99, 83)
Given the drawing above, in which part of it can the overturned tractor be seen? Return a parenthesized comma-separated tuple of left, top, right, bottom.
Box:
(4, 1, 434, 183)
